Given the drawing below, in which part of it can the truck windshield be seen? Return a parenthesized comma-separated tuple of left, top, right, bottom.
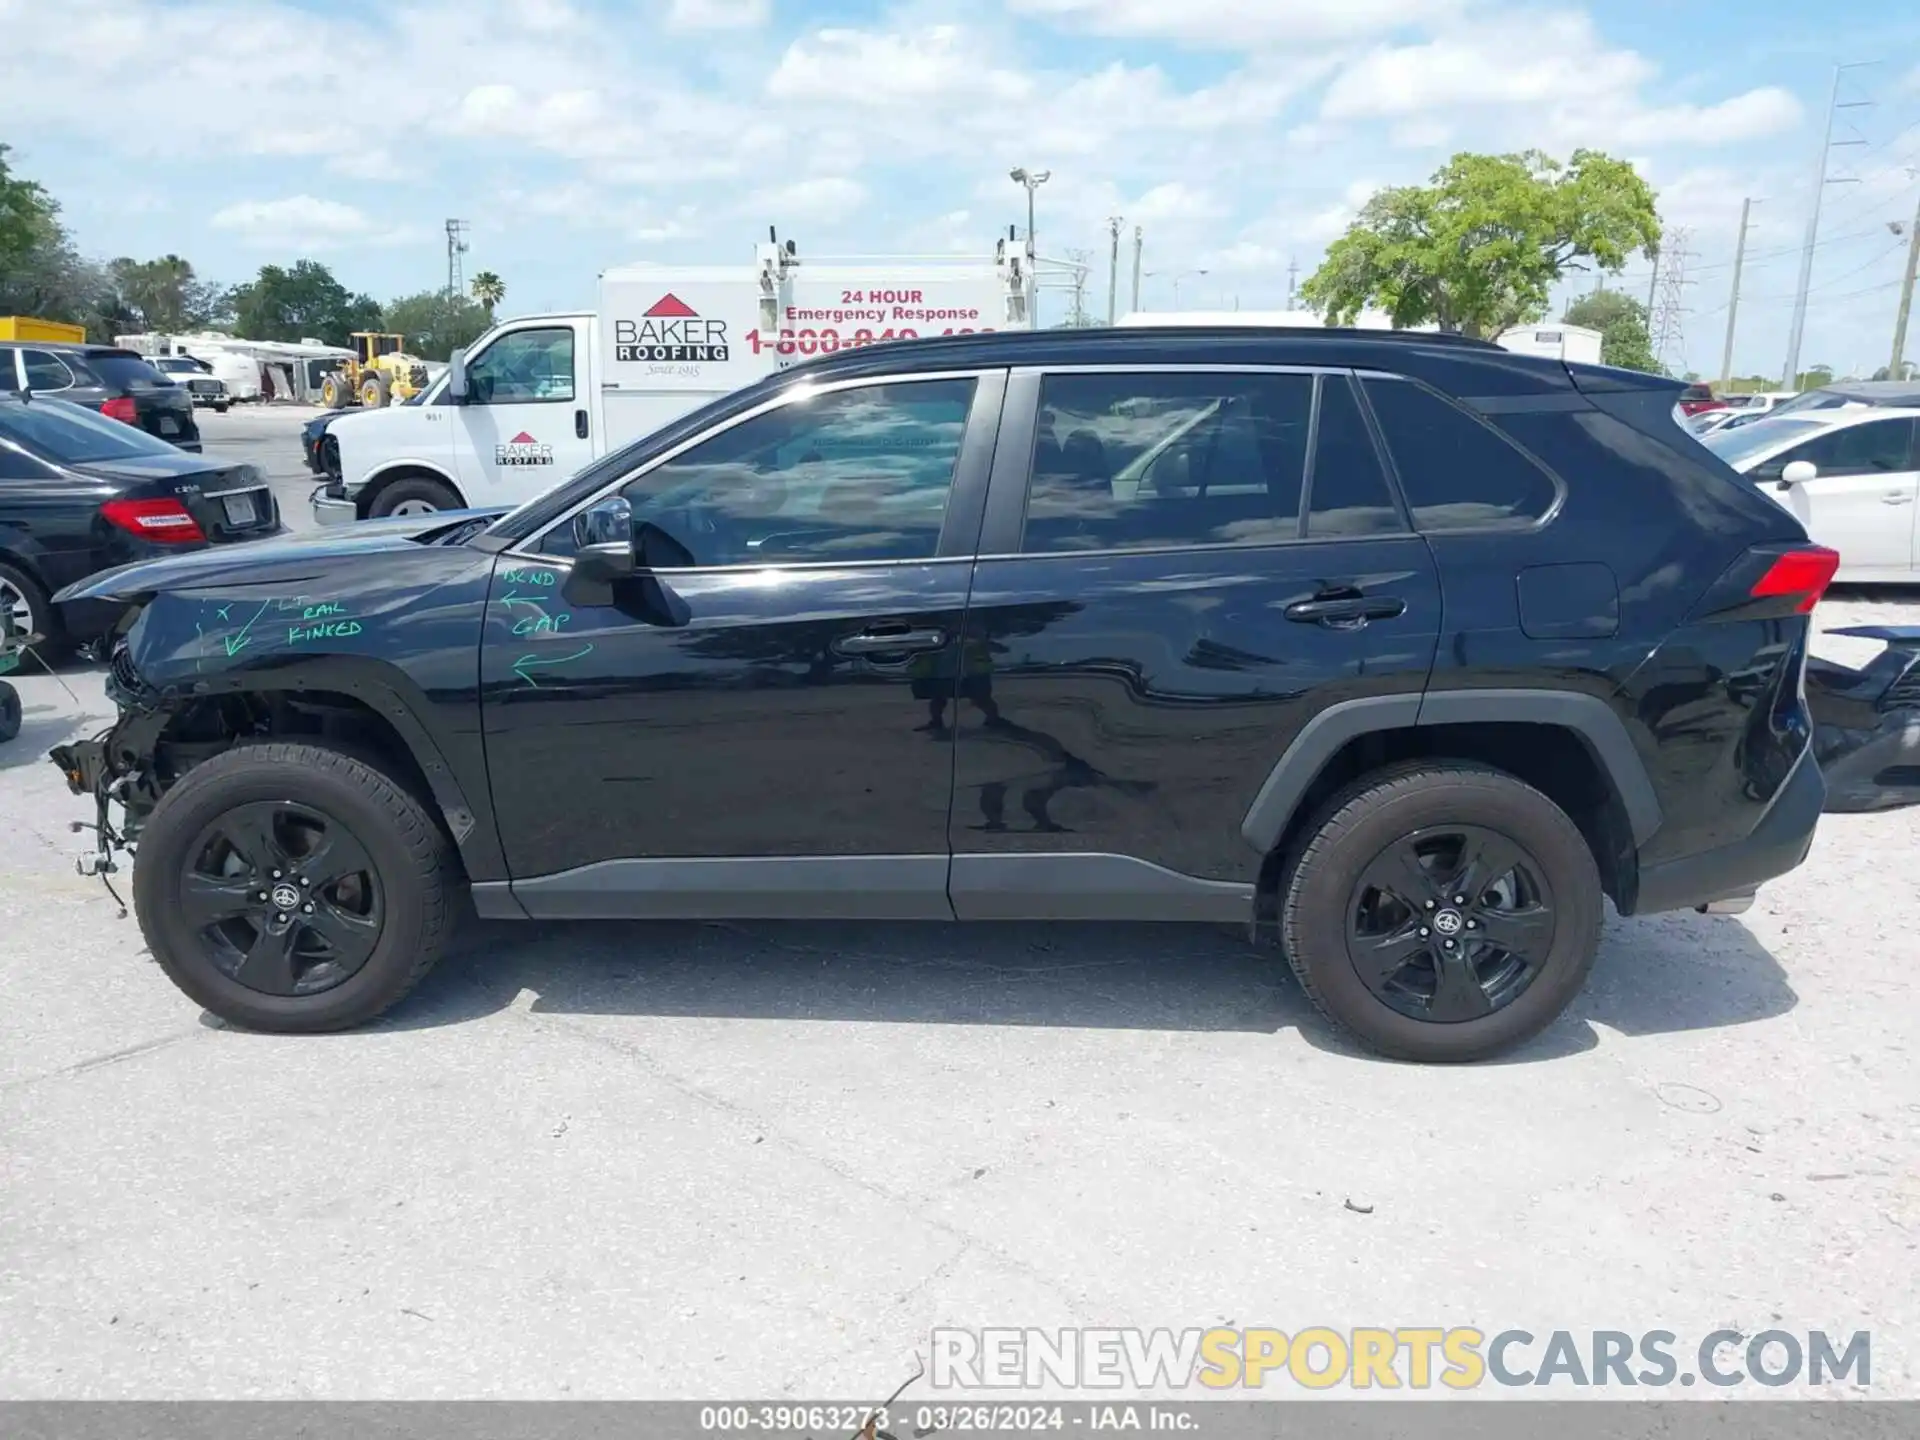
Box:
(0, 395, 185, 463)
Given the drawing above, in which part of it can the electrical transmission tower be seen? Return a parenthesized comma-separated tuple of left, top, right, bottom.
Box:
(1649, 226, 1692, 373)
(444, 219, 470, 303)
(1062, 249, 1094, 327)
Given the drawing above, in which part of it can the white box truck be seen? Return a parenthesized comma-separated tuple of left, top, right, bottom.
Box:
(317, 238, 1031, 524)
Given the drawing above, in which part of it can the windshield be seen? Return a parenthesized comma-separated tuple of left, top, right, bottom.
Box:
(154, 357, 205, 374)
(1702, 415, 1825, 467)
(0, 394, 186, 463)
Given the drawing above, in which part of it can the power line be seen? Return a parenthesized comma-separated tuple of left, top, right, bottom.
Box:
(1784, 61, 1878, 385)
(1650, 226, 1693, 370)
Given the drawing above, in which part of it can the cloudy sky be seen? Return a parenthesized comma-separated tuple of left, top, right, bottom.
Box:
(3, 0, 1918, 380)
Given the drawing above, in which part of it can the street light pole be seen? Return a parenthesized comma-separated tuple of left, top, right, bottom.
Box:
(1009, 167, 1051, 326)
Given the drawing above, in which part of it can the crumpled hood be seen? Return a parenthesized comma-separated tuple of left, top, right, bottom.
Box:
(54, 508, 509, 604)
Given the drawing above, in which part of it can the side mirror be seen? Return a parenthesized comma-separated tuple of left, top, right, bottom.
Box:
(448, 348, 469, 404)
(1778, 459, 1817, 491)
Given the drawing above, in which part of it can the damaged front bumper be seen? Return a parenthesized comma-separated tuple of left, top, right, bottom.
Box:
(48, 652, 170, 878)
(1807, 625, 1920, 814)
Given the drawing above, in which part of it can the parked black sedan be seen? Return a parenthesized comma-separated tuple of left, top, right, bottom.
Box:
(301, 381, 430, 478)
(0, 392, 281, 649)
(2, 342, 202, 452)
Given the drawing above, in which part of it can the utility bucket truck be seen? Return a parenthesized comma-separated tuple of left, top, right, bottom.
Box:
(316, 237, 1031, 524)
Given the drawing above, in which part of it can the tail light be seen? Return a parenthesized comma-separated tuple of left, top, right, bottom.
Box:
(1750, 546, 1840, 614)
(101, 497, 205, 543)
(100, 395, 138, 424)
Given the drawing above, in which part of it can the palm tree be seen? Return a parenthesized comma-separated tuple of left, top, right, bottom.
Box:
(469, 270, 505, 319)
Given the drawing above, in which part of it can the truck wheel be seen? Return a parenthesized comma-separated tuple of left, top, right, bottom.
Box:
(361, 373, 390, 408)
(368, 475, 461, 518)
(1278, 762, 1603, 1063)
(320, 374, 351, 408)
(214, 401, 230, 414)
(131, 741, 459, 1032)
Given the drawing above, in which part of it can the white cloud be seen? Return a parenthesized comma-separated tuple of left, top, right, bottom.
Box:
(1322, 13, 1651, 119)
(1006, 0, 1441, 46)
(667, 0, 770, 29)
(768, 25, 1032, 108)
(326, 149, 410, 182)
(753, 176, 868, 219)
(209, 196, 421, 249)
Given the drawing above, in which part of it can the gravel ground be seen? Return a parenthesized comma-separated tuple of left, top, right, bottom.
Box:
(1, 424, 1916, 1399)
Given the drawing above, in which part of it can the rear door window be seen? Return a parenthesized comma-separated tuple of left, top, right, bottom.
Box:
(1362, 376, 1559, 531)
(78, 352, 170, 390)
(1021, 371, 1315, 553)
(1306, 376, 1405, 538)
(1765, 418, 1918, 478)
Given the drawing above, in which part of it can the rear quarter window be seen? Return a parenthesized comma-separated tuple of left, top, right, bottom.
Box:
(80, 352, 171, 389)
(1361, 376, 1559, 531)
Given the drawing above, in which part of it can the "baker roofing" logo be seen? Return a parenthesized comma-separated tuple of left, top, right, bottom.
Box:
(614, 293, 730, 364)
(494, 431, 555, 467)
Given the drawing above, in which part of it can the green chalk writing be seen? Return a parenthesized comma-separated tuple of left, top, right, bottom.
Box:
(287, 620, 364, 644)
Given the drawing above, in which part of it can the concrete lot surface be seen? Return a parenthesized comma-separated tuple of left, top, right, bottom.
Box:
(0, 413, 1915, 1399)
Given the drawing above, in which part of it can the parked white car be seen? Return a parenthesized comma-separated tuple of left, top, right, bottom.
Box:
(1704, 406, 1920, 583)
(149, 354, 230, 412)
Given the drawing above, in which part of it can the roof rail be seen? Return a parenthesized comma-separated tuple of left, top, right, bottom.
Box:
(1076, 324, 1508, 351)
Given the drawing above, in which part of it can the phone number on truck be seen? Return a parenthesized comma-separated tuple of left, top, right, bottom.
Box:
(746, 325, 997, 358)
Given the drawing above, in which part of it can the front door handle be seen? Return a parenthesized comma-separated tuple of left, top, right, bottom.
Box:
(832, 626, 948, 657)
(575, 408, 590, 439)
(1881, 492, 1913, 505)
(1284, 595, 1407, 627)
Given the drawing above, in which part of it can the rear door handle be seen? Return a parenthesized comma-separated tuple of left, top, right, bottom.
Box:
(832, 626, 948, 657)
(1881, 493, 1913, 505)
(1284, 596, 1407, 627)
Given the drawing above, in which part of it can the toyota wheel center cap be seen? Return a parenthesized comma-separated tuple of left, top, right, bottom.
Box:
(1433, 908, 1464, 937)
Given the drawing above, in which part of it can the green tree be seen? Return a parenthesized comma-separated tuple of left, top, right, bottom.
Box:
(1562, 290, 1661, 373)
(230, 261, 381, 346)
(0, 142, 106, 333)
(104, 254, 232, 334)
(1795, 365, 1834, 392)
(1301, 149, 1661, 338)
(468, 270, 506, 318)
(382, 289, 493, 361)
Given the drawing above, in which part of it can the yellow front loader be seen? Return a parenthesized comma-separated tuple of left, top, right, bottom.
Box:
(319, 333, 431, 409)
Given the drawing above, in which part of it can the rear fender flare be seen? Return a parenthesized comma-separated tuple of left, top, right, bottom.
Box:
(1239, 688, 1663, 854)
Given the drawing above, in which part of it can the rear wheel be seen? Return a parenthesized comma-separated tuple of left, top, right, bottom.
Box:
(132, 742, 459, 1032)
(1279, 762, 1603, 1063)
(319, 374, 352, 408)
(367, 475, 461, 518)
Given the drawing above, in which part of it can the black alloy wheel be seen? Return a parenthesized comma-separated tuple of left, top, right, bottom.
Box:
(1346, 825, 1555, 1022)
(180, 801, 384, 997)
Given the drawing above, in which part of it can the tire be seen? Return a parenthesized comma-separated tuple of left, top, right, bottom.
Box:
(0, 681, 19, 744)
(1278, 761, 1604, 1063)
(0, 560, 57, 651)
(367, 475, 461, 518)
(214, 402, 230, 414)
(131, 741, 459, 1032)
(319, 374, 351, 409)
(361, 373, 390, 409)
(320, 434, 341, 480)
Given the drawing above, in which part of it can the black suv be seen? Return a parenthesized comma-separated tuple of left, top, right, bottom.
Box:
(2, 342, 201, 450)
(50, 328, 1833, 1061)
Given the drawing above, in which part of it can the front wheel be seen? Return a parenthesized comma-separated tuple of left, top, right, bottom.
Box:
(1279, 762, 1603, 1063)
(214, 401, 230, 414)
(132, 742, 459, 1031)
(367, 475, 461, 518)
